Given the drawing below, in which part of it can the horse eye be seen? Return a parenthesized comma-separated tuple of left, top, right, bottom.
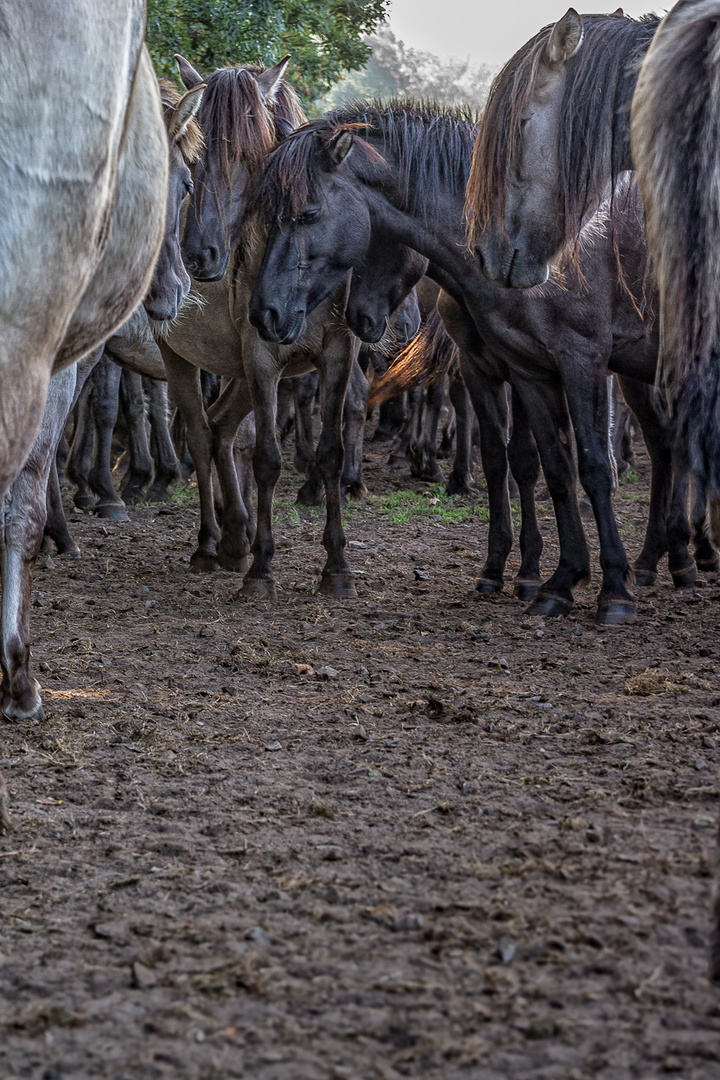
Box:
(185, 180, 194, 197)
(299, 208, 321, 225)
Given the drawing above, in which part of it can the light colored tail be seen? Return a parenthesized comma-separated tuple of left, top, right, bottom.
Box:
(368, 308, 458, 408)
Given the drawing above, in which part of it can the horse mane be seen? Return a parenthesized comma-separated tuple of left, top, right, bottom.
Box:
(158, 79, 203, 164)
(466, 13, 660, 251)
(253, 99, 478, 224)
(199, 63, 306, 187)
(632, 0, 720, 493)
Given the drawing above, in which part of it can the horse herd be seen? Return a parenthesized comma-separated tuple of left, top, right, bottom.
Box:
(2, 0, 720, 977)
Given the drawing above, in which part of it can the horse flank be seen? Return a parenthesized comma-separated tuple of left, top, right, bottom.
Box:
(632, 0, 720, 493)
(466, 13, 659, 255)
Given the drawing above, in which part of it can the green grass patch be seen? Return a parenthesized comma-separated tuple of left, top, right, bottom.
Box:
(620, 470, 638, 485)
(170, 483, 200, 507)
(373, 485, 489, 526)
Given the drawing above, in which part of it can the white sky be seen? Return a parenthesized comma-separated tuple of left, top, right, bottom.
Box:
(387, 2, 667, 68)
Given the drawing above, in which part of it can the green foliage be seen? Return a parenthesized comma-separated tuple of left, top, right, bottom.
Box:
(320, 25, 496, 112)
(146, 0, 388, 104)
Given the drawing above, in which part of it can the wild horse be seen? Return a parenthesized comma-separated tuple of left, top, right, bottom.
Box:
(248, 102, 702, 623)
(160, 57, 426, 597)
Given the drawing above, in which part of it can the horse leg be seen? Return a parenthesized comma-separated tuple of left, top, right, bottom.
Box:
(117, 369, 153, 504)
(506, 387, 543, 600)
(44, 456, 80, 558)
(161, 344, 221, 572)
(144, 377, 180, 501)
(294, 372, 323, 506)
(234, 412, 256, 543)
(388, 391, 416, 468)
(412, 378, 444, 482)
(616, 375, 674, 586)
(207, 377, 254, 573)
(561, 361, 635, 624)
(87, 355, 128, 522)
(1, 366, 77, 720)
(276, 378, 294, 441)
(458, 360, 514, 593)
(66, 377, 96, 510)
(446, 372, 474, 495)
(242, 355, 282, 600)
(373, 394, 406, 443)
(341, 357, 369, 500)
(690, 475, 720, 573)
(511, 378, 591, 616)
(316, 341, 357, 598)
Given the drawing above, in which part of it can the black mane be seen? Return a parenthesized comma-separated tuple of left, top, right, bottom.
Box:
(253, 99, 478, 224)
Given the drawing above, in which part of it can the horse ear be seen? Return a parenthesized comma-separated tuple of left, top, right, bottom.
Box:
(544, 9, 584, 68)
(168, 84, 206, 145)
(323, 130, 354, 170)
(613, 7, 624, 14)
(175, 54, 204, 90)
(257, 56, 290, 102)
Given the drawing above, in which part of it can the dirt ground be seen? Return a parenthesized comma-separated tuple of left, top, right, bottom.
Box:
(1, 426, 719, 1080)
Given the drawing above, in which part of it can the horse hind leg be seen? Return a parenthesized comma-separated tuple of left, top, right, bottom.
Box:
(691, 479, 720, 573)
(445, 372, 474, 496)
(1, 367, 77, 721)
(66, 377, 97, 510)
(44, 455, 80, 558)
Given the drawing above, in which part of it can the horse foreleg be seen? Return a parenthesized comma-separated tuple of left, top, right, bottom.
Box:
(207, 377, 254, 573)
(446, 371, 473, 495)
(66, 377, 97, 510)
(316, 340, 357, 599)
(410, 377, 444, 482)
(44, 456, 80, 558)
(87, 355, 128, 522)
(506, 386, 542, 600)
(242, 352, 282, 600)
(117, 369, 153, 504)
(294, 372, 323, 506)
(143, 377, 180, 501)
(341, 358, 369, 500)
(161, 345, 220, 572)
(1, 366, 77, 720)
(562, 358, 635, 624)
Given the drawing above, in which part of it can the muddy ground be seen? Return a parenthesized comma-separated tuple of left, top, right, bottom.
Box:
(0, 428, 719, 1080)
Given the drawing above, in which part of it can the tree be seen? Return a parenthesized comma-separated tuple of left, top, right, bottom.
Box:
(146, 0, 389, 104)
(321, 25, 496, 112)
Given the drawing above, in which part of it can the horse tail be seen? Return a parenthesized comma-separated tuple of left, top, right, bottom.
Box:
(368, 308, 458, 408)
(631, 0, 720, 493)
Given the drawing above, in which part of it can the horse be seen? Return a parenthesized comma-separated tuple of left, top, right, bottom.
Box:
(248, 102, 710, 623)
(465, 9, 659, 288)
(160, 58, 426, 597)
(631, 0, 720, 501)
(464, 7, 720, 576)
(0, 74, 205, 723)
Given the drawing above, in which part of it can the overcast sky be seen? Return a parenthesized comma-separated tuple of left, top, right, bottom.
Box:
(387, 2, 667, 68)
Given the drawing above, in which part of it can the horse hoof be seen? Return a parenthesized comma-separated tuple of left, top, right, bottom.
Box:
(58, 545, 82, 560)
(596, 600, 636, 626)
(146, 485, 173, 503)
(671, 563, 697, 589)
(296, 486, 324, 507)
(634, 569, 657, 587)
(190, 554, 219, 573)
(94, 502, 129, 522)
(319, 574, 358, 599)
(446, 479, 473, 498)
(121, 489, 146, 506)
(2, 696, 43, 723)
(217, 552, 250, 575)
(696, 557, 720, 573)
(241, 577, 277, 600)
(514, 578, 541, 602)
(73, 494, 96, 510)
(475, 577, 503, 596)
(526, 594, 573, 617)
(342, 482, 368, 502)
